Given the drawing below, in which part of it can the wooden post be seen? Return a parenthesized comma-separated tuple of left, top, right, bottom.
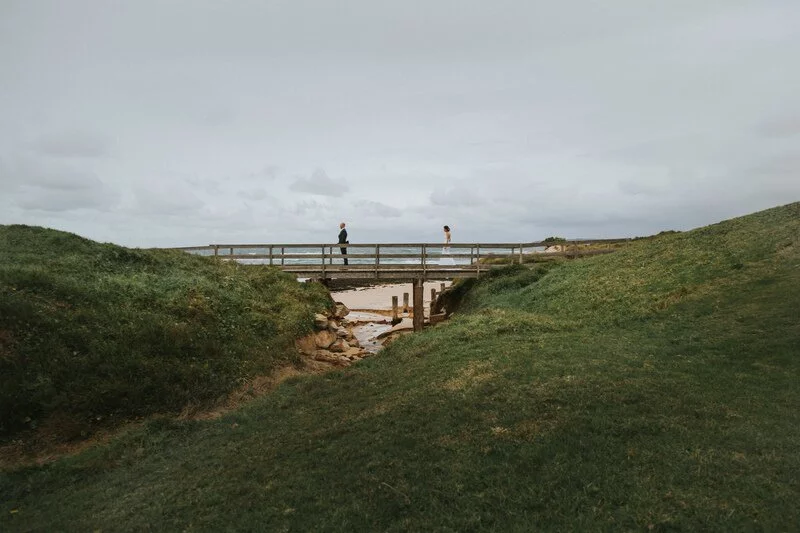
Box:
(440, 282, 445, 292)
(375, 244, 380, 277)
(392, 296, 398, 323)
(229, 247, 234, 256)
(402, 292, 409, 313)
(412, 279, 424, 332)
(269, 245, 273, 266)
(281, 247, 285, 266)
(430, 289, 437, 317)
(213, 245, 219, 257)
(329, 246, 333, 265)
(321, 246, 326, 277)
(421, 244, 427, 280)
(430, 287, 436, 303)
(519, 244, 523, 264)
(476, 245, 481, 275)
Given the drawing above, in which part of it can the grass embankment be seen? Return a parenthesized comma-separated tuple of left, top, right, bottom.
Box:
(2, 203, 799, 531)
(0, 225, 331, 439)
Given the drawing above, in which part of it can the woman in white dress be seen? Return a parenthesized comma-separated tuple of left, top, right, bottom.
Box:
(441, 225, 456, 265)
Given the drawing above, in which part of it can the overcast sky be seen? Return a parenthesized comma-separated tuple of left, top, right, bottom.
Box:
(1, 1, 799, 247)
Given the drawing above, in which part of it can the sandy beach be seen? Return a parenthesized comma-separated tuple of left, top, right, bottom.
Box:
(331, 280, 452, 311)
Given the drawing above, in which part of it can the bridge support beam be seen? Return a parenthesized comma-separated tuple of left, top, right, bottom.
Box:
(412, 278, 424, 332)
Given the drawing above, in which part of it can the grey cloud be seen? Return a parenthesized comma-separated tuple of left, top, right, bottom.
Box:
(430, 186, 487, 207)
(288, 199, 332, 217)
(746, 152, 800, 176)
(31, 132, 111, 159)
(354, 200, 402, 218)
(133, 181, 204, 215)
(16, 187, 111, 212)
(289, 169, 349, 197)
(2, 1, 800, 246)
(260, 166, 280, 180)
(617, 179, 669, 196)
(2, 156, 104, 191)
(1, 156, 119, 212)
(756, 116, 800, 139)
(237, 188, 270, 201)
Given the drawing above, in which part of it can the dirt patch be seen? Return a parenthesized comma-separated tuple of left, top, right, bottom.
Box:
(183, 357, 335, 421)
(0, 417, 144, 470)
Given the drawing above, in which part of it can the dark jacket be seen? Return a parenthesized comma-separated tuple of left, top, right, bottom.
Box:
(338, 228, 348, 245)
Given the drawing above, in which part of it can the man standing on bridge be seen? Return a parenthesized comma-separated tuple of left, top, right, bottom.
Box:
(338, 222, 349, 265)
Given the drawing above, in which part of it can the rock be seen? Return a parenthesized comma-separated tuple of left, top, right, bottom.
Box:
(333, 302, 350, 319)
(329, 339, 350, 353)
(344, 347, 364, 358)
(336, 327, 349, 338)
(314, 330, 337, 349)
(327, 320, 338, 331)
(295, 334, 317, 356)
(313, 350, 350, 366)
(314, 314, 329, 329)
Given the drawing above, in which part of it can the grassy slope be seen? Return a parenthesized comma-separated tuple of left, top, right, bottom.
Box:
(2, 204, 799, 531)
(0, 225, 331, 437)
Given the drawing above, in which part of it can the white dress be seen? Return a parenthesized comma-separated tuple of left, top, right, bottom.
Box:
(441, 232, 455, 265)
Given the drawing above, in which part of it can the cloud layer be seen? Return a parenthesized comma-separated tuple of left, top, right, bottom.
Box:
(1, 1, 798, 246)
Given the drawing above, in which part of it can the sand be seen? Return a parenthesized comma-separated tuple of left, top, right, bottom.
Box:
(331, 280, 452, 311)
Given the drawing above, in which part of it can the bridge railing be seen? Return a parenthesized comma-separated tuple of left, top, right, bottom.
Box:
(174, 239, 630, 270)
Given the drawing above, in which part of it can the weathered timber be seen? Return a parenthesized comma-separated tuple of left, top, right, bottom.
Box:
(412, 279, 424, 332)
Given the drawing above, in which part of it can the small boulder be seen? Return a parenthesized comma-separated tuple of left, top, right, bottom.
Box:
(314, 330, 337, 349)
(333, 302, 350, 319)
(313, 350, 350, 366)
(295, 334, 317, 356)
(336, 327, 349, 338)
(314, 314, 329, 329)
(344, 347, 364, 358)
(329, 339, 350, 353)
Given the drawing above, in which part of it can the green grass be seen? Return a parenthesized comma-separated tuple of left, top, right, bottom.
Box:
(2, 203, 799, 531)
(0, 225, 331, 438)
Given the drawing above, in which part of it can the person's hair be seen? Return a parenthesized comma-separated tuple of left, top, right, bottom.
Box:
(443, 225, 450, 232)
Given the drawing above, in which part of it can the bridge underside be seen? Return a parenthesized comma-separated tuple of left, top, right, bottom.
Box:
(281, 266, 480, 280)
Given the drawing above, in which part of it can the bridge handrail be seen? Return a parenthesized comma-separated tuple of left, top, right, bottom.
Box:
(179, 238, 629, 250)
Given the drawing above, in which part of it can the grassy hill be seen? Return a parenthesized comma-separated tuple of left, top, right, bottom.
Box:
(0, 225, 331, 438)
(2, 203, 799, 531)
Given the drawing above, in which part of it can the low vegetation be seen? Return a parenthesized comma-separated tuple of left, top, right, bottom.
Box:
(0, 225, 331, 438)
(2, 203, 798, 531)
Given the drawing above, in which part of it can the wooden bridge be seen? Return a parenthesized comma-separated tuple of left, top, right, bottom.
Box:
(176, 238, 628, 280)
(175, 238, 627, 330)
